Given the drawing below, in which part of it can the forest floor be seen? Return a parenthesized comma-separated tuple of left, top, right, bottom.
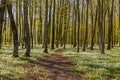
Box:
(25, 49, 82, 80)
(0, 46, 120, 80)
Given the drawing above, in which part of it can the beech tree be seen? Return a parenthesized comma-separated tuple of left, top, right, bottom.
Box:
(0, 0, 5, 49)
(83, 0, 89, 51)
(107, 0, 115, 50)
(51, 0, 56, 49)
(44, 0, 48, 53)
(24, 0, 31, 56)
(7, 0, 19, 57)
(97, 0, 105, 53)
(77, 0, 80, 52)
(0, 0, 120, 54)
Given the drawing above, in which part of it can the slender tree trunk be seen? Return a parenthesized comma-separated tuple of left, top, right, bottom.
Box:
(77, 0, 80, 52)
(24, 0, 31, 56)
(0, 0, 5, 49)
(44, 0, 48, 53)
(107, 0, 114, 50)
(7, 3, 19, 57)
(90, 6, 98, 50)
(48, 0, 52, 45)
(98, 0, 105, 54)
(73, 0, 77, 48)
(119, 0, 120, 46)
(56, 1, 60, 48)
(83, 0, 89, 51)
(51, 0, 55, 49)
(37, 0, 43, 45)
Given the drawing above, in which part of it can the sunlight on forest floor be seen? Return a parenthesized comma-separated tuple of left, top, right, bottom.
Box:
(63, 47, 120, 80)
(0, 45, 120, 80)
(0, 45, 54, 80)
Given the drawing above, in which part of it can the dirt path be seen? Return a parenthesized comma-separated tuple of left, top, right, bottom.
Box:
(25, 49, 82, 80)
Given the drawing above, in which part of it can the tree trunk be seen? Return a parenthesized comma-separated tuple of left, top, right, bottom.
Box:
(7, 3, 19, 57)
(51, 0, 56, 49)
(107, 0, 114, 50)
(83, 0, 89, 51)
(98, 0, 105, 54)
(90, 6, 98, 50)
(0, 0, 5, 49)
(44, 0, 48, 53)
(24, 0, 31, 56)
(77, 0, 80, 52)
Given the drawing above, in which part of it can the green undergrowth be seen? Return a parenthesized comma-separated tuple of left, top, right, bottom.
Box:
(63, 47, 120, 80)
(0, 45, 54, 80)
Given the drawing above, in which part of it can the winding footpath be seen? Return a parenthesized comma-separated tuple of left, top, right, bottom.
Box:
(25, 49, 82, 80)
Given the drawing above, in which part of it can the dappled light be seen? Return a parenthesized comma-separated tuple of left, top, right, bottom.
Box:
(0, 0, 120, 80)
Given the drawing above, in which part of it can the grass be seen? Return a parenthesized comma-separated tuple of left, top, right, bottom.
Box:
(1, 45, 120, 80)
(63, 46, 120, 80)
(0, 45, 54, 80)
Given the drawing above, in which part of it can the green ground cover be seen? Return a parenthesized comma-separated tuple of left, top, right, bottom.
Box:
(0, 45, 54, 80)
(64, 47, 120, 80)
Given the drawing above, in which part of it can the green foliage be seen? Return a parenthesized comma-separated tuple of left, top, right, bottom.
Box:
(63, 47, 120, 80)
(0, 46, 53, 80)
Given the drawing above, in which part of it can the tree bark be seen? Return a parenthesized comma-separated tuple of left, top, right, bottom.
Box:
(51, 0, 56, 49)
(98, 0, 105, 54)
(83, 0, 89, 51)
(0, 0, 5, 49)
(77, 0, 80, 52)
(24, 0, 31, 56)
(90, 6, 98, 50)
(44, 0, 48, 53)
(7, 3, 19, 57)
(107, 0, 114, 50)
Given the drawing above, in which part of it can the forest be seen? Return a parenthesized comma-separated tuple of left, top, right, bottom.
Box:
(0, 0, 120, 80)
